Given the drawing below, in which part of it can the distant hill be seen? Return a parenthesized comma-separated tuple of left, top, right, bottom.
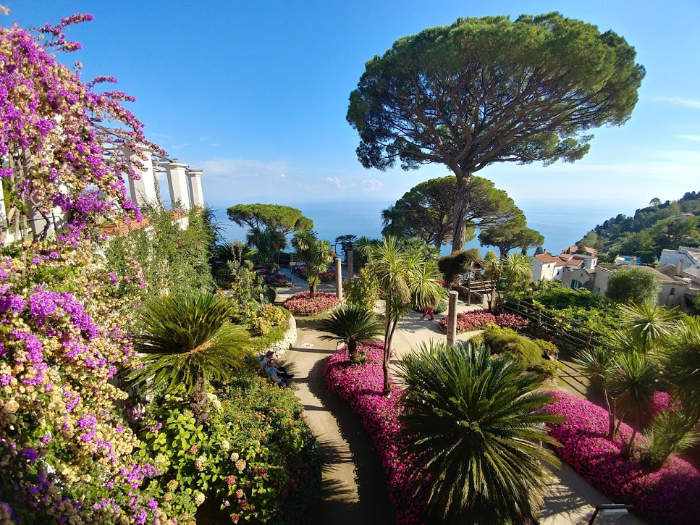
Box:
(578, 191, 700, 263)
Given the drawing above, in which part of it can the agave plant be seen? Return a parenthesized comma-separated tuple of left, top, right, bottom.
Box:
(130, 290, 250, 397)
(642, 410, 699, 469)
(397, 341, 559, 523)
(320, 304, 383, 362)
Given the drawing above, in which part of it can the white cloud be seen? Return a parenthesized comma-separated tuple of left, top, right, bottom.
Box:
(362, 178, 384, 192)
(652, 96, 700, 109)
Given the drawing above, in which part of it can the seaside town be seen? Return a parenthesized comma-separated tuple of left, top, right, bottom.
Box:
(1, 3, 699, 525)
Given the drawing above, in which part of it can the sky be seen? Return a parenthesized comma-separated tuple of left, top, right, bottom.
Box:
(6, 0, 700, 213)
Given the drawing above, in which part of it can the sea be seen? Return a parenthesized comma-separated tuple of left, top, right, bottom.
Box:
(210, 199, 630, 256)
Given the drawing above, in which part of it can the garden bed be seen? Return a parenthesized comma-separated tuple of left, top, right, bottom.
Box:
(438, 310, 528, 333)
(325, 342, 425, 525)
(543, 390, 700, 525)
(283, 292, 339, 316)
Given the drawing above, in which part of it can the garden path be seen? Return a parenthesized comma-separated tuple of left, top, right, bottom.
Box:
(276, 269, 395, 524)
(276, 269, 643, 525)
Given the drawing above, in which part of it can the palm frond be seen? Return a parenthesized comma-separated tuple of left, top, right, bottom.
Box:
(397, 341, 559, 522)
(320, 304, 383, 354)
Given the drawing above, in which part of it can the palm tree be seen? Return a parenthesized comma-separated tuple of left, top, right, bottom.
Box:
(607, 350, 657, 454)
(661, 316, 700, 420)
(642, 410, 699, 469)
(576, 345, 617, 438)
(482, 251, 531, 309)
(619, 301, 677, 352)
(365, 237, 444, 394)
(397, 341, 559, 523)
(130, 290, 250, 399)
(292, 230, 334, 296)
(320, 304, 383, 362)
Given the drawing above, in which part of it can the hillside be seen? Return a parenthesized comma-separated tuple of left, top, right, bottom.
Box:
(578, 191, 700, 263)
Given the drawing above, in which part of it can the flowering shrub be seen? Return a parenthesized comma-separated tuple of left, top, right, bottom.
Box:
(438, 311, 528, 333)
(139, 375, 321, 524)
(0, 16, 159, 245)
(283, 292, 339, 316)
(0, 249, 172, 523)
(325, 343, 426, 525)
(543, 390, 700, 524)
(248, 304, 289, 336)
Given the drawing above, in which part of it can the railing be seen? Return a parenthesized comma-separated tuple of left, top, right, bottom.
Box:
(500, 298, 605, 357)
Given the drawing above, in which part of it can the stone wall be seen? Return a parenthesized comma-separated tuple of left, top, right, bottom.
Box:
(263, 312, 297, 359)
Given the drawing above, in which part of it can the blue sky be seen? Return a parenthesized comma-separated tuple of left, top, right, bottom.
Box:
(7, 0, 700, 211)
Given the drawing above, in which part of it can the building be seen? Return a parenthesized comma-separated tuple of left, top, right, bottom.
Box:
(592, 265, 689, 307)
(659, 246, 700, 277)
(531, 246, 597, 283)
(614, 255, 640, 266)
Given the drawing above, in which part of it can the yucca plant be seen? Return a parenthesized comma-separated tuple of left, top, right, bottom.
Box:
(130, 290, 251, 398)
(320, 304, 383, 363)
(607, 350, 657, 454)
(576, 345, 617, 437)
(397, 341, 560, 523)
(619, 301, 677, 352)
(660, 316, 700, 421)
(642, 410, 699, 470)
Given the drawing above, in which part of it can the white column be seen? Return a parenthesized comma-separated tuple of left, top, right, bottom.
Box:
(165, 161, 191, 210)
(186, 169, 205, 208)
(446, 290, 458, 346)
(0, 183, 7, 244)
(336, 257, 343, 301)
(128, 150, 159, 207)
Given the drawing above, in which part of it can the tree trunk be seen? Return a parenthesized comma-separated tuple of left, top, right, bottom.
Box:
(605, 390, 615, 439)
(348, 338, 357, 361)
(450, 171, 470, 254)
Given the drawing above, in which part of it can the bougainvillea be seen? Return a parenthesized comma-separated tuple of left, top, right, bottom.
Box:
(0, 15, 162, 245)
(325, 342, 426, 525)
(438, 310, 528, 333)
(283, 292, 339, 316)
(0, 249, 173, 523)
(543, 390, 700, 524)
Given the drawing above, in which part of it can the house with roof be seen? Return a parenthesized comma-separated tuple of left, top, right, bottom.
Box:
(659, 246, 700, 282)
(593, 265, 690, 307)
(531, 247, 597, 284)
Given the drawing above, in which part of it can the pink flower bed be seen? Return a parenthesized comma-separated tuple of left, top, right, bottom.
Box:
(438, 311, 528, 333)
(283, 292, 339, 316)
(543, 390, 700, 524)
(325, 342, 426, 525)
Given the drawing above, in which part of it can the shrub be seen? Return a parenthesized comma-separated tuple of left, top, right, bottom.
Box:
(437, 250, 477, 286)
(495, 312, 530, 330)
(320, 304, 383, 361)
(248, 304, 289, 336)
(438, 311, 529, 333)
(482, 326, 546, 368)
(283, 292, 339, 316)
(345, 267, 379, 311)
(140, 374, 321, 523)
(607, 268, 659, 304)
(543, 390, 700, 524)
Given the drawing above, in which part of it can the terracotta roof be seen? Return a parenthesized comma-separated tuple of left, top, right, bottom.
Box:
(534, 253, 560, 264)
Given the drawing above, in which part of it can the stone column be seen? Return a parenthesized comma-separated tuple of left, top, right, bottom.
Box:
(0, 184, 7, 244)
(335, 257, 343, 301)
(128, 150, 159, 207)
(165, 161, 191, 210)
(186, 169, 205, 208)
(446, 290, 459, 346)
(346, 247, 354, 279)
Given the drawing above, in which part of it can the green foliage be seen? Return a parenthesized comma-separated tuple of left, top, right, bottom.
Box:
(140, 374, 321, 523)
(344, 267, 379, 311)
(660, 316, 700, 418)
(227, 203, 313, 234)
(482, 326, 546, 368)
(522, 282, 607, 309)
(438, 249, 480, 286)
(105, 206, 215, 297)
(247, 304, 289, 337)
(578, 190, 700, 261)
(618, 302, 678, 351)
(130, 290, 251, 395)
(397, 341, 560, 523)
(211, 240, 257, 287)
(292, 230, 334, 295)
(642, 411, 699, 470)
(320, 304, 384, 360)
(478, 214, 544, 257)
(247, 227, 287, 269)
(606, 268, 659, 304)
(382, 176, 520, 249)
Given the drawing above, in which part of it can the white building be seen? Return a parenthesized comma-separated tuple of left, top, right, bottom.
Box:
(659, 246, 700, 278)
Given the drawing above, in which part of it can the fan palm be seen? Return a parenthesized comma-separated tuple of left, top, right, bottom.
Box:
(397, 341, 559, 523)
(607, 350, 657, 453)
(130, 290, 250, 396)
(618, 301, 677, 352)
(365, 237, 444, 393)
(320, 304, 383, 362)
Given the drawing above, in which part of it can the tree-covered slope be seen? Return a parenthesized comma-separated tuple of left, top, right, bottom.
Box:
(578, 191, 700, 263)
